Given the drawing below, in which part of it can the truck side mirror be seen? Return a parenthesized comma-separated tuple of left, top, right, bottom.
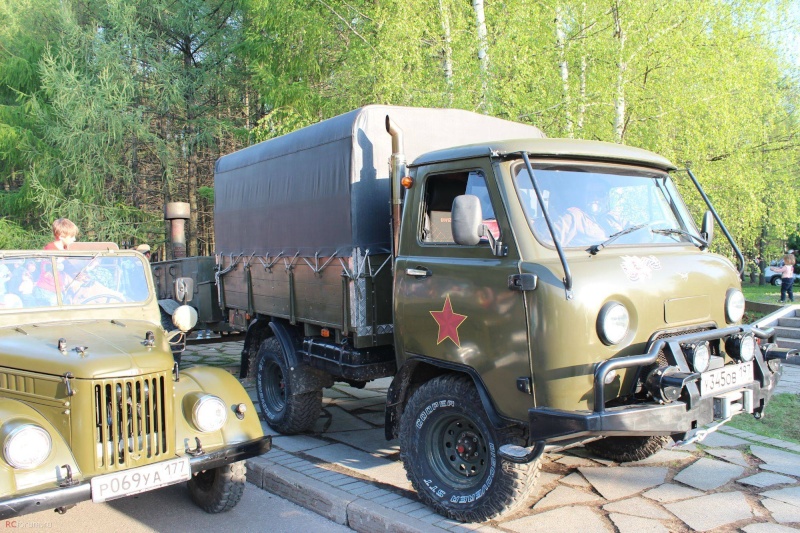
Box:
(174, 277, 194, 304)
(452, 195, 483, 246)
(701, 210, 714, 246)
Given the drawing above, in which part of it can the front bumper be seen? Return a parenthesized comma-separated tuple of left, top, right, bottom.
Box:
(527, 325, 787, 444)
(0, 435, 271, 520)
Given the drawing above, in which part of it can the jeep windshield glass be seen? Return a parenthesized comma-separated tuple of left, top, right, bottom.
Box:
(59, 255, 150, 305)
(513, 162, 701, 249)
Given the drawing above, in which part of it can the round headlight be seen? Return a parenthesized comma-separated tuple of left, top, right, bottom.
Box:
(598, 302, 630, 345)
(691, 342, 711, 373)
(172, 305, 198, 332)
(740, 334, 756, 362)
(725, 289, 746, 324)
(3, 424, 52, 469)
(192, 395, 227, 433)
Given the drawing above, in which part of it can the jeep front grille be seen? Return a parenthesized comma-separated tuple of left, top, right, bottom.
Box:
(93, 372, 171, 469)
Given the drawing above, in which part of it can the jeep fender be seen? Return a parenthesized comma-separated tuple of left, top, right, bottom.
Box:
(0, 398, 80, 498)
(173, 366, 263, 453)
(384, 357, 518, 441)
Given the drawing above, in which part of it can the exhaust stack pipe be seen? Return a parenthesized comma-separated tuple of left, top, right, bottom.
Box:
(386, 116, 407, 257)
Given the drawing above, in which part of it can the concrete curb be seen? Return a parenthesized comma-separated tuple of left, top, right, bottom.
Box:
(246, 456, 455, 533)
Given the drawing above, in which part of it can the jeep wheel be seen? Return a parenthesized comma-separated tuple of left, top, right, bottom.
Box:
(585, 435, 670, 463)
(188, 461, 246, 513)
(399, 375, 539, 522)
(255, 337, 322, 434)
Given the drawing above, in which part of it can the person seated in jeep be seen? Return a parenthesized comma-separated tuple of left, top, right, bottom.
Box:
(60, 258, 127, 305)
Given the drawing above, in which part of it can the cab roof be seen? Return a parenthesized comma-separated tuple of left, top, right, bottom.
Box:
(411, 138, 677, 171)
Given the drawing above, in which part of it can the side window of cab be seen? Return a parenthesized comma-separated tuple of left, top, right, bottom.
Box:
(421, 170, 499, 244)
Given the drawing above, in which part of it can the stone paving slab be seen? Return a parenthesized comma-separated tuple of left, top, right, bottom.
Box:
(503, 506, 611, 533)
(699, 431, 751, 447)
(625, 449, 693, 466)
(743, 524, 800, 533)
(579, 466, 667, 501)
(738, 472, 797, 489)
(704, 447, 750, 467)
(303, 443, 413, 490)
(761, 486, 800, 508)
(602, 496, 673, 520)
(608, 512, 671, 533)
(664, 491, 753, 531)
(532, 485, 601, 510)
(673, 457, 745, 490)
(641, 483, 704, 503)
(559, 472, 591, 488)
(762, 497, 800, 524)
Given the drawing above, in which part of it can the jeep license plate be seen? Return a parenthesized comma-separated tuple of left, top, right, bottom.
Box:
(91, 457, 191, 502)
(700, 361, 754, 397)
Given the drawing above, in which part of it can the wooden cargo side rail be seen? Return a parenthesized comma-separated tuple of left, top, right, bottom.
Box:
(216, 249, 394, 349)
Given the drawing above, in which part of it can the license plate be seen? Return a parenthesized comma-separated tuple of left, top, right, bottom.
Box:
(700, 361, 754, 397)
(91, 457, 191, 503)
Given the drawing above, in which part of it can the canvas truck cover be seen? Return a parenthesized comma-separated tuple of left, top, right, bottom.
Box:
(214, 105, 545, 257)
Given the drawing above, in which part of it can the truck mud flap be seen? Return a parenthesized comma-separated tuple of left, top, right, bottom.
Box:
(299, 338, 396, 381)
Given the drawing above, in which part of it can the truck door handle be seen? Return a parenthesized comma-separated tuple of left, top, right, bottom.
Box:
(406, 267, 432, 279)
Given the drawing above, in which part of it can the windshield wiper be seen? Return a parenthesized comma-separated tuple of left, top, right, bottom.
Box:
(651, 228, 708, 249)
(588, 224, 648, 255)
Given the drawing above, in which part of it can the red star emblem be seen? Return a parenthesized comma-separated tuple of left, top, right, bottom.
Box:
(430, 295, 468, 347)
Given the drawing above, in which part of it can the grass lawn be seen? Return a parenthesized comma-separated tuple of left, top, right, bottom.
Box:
(727, 393, 800, 445)
(742, 282, 787, 305)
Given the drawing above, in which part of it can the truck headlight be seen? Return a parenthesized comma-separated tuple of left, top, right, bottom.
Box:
(192, 395, 227, 433)
(597, 302, 629, 345)
(682, 342, 711, 373)
(3, 424, 52, 469)
(725, 289, 745, 324)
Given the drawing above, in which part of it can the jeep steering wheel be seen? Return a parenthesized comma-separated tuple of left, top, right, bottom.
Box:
(80, 293, 126, 304)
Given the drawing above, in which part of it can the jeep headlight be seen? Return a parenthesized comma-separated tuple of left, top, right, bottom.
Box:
(725, 289, 745, 324)
(597, 302, 629, 345)
(3, 424, 52, 469)
(172, 304, 198, 332)
(192, 395, 227, 433)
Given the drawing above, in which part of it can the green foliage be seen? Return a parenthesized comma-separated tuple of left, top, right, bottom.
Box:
(0, 218, 45, 249)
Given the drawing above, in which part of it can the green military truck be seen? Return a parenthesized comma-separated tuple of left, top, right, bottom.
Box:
(0, 247, 270, 519)
(157, 105, 789, 522)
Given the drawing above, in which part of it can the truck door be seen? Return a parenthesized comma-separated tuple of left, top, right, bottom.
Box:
(394, 165, 534, 421)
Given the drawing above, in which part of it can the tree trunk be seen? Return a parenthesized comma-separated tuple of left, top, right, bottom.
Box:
(612, 0, 627, 144)
(577, 2, 587, 132)
(556, 4, 572, 137)
(183, 38, 198, 257)
(438, 0, 454, 105)
(472, 0, 490, 113)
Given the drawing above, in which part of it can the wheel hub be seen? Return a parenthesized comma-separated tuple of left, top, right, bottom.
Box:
(455, 431, 480, 460)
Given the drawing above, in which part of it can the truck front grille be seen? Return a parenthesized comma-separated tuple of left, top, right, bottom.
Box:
(93, 372, 171, 470)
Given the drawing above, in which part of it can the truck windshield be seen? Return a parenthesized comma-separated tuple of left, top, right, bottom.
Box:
(513, 163, 700, 249)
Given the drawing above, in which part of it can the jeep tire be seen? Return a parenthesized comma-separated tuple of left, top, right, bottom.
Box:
(585, 435, 670, 463)
(399, 375, 539, 522)
(255, 337, 322, 434)
(188, 461, 246, 513)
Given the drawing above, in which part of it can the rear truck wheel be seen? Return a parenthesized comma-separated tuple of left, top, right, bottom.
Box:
(772, 276, 783, 287)
(255, 337, 322, 434)
(585, 435, 670, 463)
(188, 460, 246, 513)
(399, 375, 540, 522)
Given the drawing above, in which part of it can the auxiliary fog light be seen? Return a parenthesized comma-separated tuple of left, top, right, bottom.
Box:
(3, 424, 52, 470)
(597, 302, 630, 345)
(604, 370, 618, 385)
(726, 333, 756, 362)
(682, 342, 711, 373)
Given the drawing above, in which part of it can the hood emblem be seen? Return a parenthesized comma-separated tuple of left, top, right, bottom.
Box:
(621, 255, 662, 282)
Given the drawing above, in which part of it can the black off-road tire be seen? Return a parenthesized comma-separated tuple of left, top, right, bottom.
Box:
(399, 375, 540, 523)
(585, 435, 671, 463)
(255, 337, 322, 434)
(187, 461, 246, 513)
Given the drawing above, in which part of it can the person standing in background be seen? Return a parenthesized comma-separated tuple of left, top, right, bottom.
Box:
(770, 253, 796, 303)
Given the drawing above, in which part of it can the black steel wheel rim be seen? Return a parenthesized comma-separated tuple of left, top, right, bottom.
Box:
(425, 414, 489, 488)
(264, 361, 286, 412)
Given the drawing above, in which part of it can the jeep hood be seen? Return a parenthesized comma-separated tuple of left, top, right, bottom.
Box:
(0, 320, 174, 379)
